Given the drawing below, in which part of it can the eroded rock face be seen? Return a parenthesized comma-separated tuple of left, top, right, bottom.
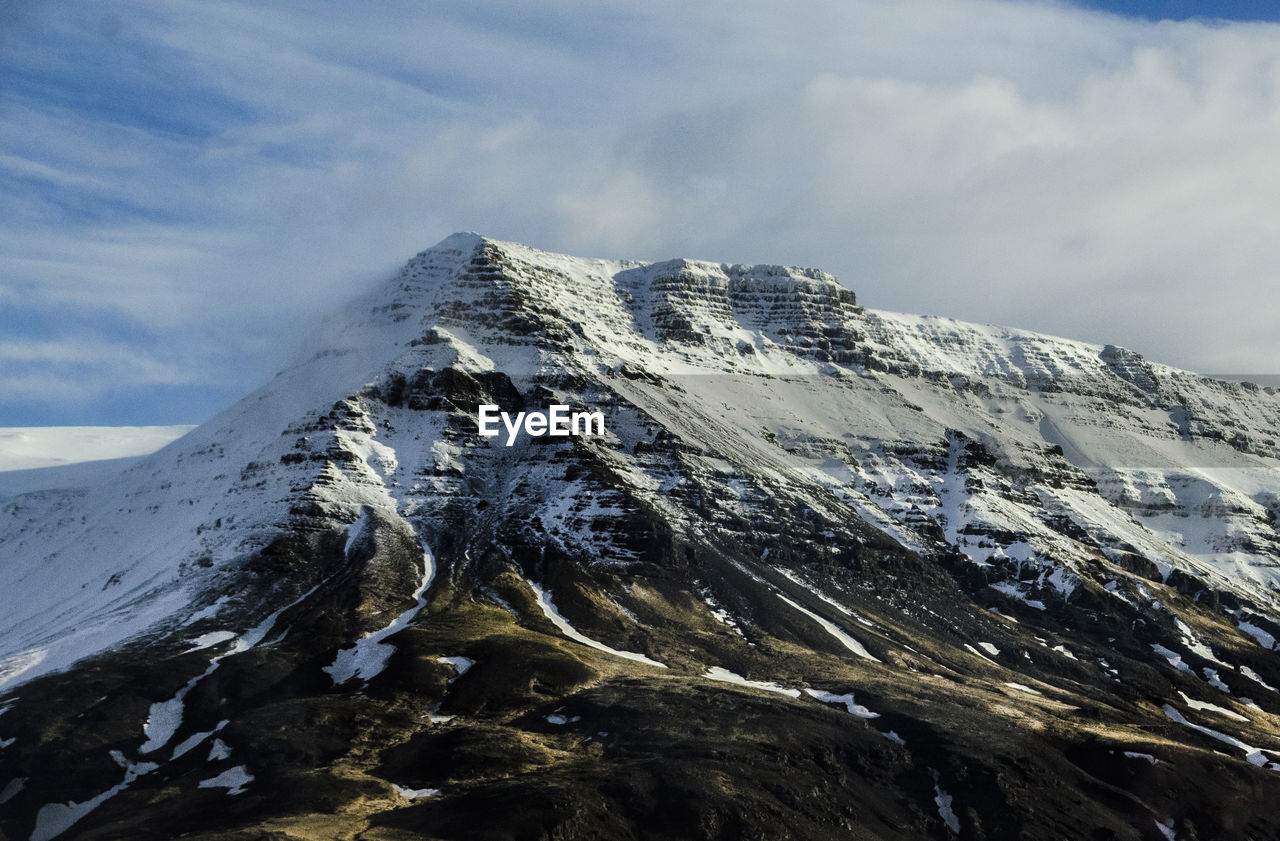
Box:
(3, 233, 1280, 841)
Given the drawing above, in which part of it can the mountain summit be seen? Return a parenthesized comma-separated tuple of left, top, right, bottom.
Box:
(3, 235, 1280, 840)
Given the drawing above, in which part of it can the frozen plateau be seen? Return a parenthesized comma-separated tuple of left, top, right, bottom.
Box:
(3, 233, 1280, 840)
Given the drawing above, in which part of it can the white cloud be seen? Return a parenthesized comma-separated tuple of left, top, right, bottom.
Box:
(4, 0, 1280, 419)
(0, 338, 195, 406)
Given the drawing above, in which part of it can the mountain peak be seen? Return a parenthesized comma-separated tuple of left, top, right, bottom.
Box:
(427, 230, 487, 251)
(353, 235, 868, 382)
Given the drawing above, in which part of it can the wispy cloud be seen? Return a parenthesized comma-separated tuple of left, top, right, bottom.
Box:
(0, 337, 195, 406)
(3, 0, 1280, 423)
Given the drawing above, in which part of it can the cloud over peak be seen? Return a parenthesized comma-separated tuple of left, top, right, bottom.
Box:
(3, 1, 1279, 422)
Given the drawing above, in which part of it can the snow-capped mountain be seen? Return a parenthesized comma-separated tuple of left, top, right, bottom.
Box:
(2, 233, 1279, 840)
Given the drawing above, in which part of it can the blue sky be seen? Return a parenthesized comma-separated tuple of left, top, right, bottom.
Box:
(3, 0, 1280, 426)
(1077, 2, 1280, 20)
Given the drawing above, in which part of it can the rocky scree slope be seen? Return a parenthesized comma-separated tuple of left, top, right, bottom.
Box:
(2, 233, 1280, 840)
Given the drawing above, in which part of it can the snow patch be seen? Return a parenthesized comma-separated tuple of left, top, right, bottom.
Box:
(30, 756, 156, 841)
(930, 770, 960, 834)
(0, 776, 25, 805)
(963, 643, 997, 663)
(1238, 620, 1277, 651)
(1202, 668, 1230, 693)
(704, 666, 800, 697)
(207, 738, 231, 761)
(1004, 682, 1041, 695)
(170, 731, 208, 760)
(184, 631, 237, 652)
(776, 569, 875, 627)
(1240, 665, 1278, 693)
(989, 581, 1046, 610)
(1162, 704, 1274, 768)
(198, 764, 253, 795)
(139, 657, 225, 756)
(343, 511, 370, 558)
(1151, 644, 1193, 673)
(146, 580, 330, 755)
(525, 578, 666, 668)
(325, 543, 437, 685)
(776, 594, 880, 662)
(437, 656, 475, 684)
(545, 712, 581, 725)
(803, 688, 880, 719)
(392, 783, 440, 799)
(1176, 691, 1249, 722)
(700, 591, 745, 637)
(1175, 618, 1224, 665)
(139, 693, 189, 755)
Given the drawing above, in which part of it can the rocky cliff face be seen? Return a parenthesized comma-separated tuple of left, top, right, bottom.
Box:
(3, 233, 1280, 841)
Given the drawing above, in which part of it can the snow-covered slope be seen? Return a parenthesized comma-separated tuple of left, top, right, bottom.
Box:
(0, 426, 196, 506)
(3, 233, 1280, 841)
(0, 426, 195, 473)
